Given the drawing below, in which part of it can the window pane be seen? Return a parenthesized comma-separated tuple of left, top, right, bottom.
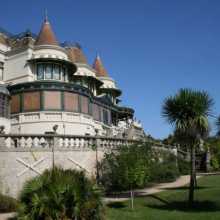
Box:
(45, 64, 52, 79)
(81, 96, 89, 114)
(23, 92, 40, 111)
(37, 64, 44, 80)
(44, 91, 61, 110)
(64, 92, 79, 112)
(53, 64, 60, 80)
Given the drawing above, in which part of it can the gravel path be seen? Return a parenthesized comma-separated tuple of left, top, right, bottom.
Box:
(0, 212, 16, 220)
(105, 175, 202, 202)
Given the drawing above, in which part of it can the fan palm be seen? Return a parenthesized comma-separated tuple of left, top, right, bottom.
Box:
(18, 167, 105, 220)
(162, 88, 213, 205)
(216, 116, 220, 136)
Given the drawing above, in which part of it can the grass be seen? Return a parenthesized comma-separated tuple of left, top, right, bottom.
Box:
(107, 175, 220, 220)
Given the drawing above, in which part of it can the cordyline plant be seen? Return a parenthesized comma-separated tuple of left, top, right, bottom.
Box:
(162, 88, 213, 206)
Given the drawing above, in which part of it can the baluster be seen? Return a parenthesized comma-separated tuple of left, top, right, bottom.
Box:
(33, 137, 39, 148)
(5, 137, 11, 148)
(20, 137, 25, 148)
(26, 137, 33, 148)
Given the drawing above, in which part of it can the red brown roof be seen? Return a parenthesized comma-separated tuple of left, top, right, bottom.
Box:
(35, 19, 59, 46)
(93, 55, 109, 77)
(0, 34, 8, 46)
(67, 47, 87, 64)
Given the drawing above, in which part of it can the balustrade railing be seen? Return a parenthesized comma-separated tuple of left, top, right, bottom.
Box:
(0, 134, 140, 151)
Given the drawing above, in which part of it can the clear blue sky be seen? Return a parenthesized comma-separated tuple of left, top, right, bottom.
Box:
(1, 0, 220, 138)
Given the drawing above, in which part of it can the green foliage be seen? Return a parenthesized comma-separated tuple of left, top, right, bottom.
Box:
(149, 152, 180, 183)
(99, 143, 152, 192)
(162, 88, 213, 138)
(205, 137, 220, 170)
(0, 194, 18, 213)
(107, 175, 220, 220)
(99, 143, 181, 192)
(18, 167, 105, 220)
(210, 157, 220, 170)
(177, 157, 190, 175)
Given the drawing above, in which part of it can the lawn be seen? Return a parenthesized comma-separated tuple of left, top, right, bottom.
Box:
(107, 175, 220, 220)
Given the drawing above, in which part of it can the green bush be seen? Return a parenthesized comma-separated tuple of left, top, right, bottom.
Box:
(18, 167, 105, 220)
(148, 152, 180, 183)
(0, 193, 18, 213)
(99, 143, 152, 192)
(149, 162, 180, 183)
(178, 157, 190, 175)
(99, 143, 181, 193)
(210, 156, 220, 170)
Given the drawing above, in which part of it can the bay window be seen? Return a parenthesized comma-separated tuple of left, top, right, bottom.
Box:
(37, 63, 67, 81)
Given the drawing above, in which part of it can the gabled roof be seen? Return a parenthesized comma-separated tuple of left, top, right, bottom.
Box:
(66, 46, 87, 64)
(35, 18, 58, 46)
(93, 55, 109, 77)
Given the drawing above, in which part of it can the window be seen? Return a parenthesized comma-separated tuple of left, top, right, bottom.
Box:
(80, 96, 89, 114)
(45, 64, 52, 79)
(37, 64, 44, 80)
(102, 109, 109, 125)
(36, 63, 67, 81)
(0, 62, 4, 81)
(53, 65, 60, 80)
(0, 94, 9, 118)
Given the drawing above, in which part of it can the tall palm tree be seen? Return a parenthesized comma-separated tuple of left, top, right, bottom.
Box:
(162, 88, 213, 205)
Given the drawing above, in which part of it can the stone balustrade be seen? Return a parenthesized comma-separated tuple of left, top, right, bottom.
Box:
(0, 134, 140, 151)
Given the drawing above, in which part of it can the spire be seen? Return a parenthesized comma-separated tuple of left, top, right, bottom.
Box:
(35, 14, 59, 46)
(45, 9, 48, 23)
(93, 54, 109, 77)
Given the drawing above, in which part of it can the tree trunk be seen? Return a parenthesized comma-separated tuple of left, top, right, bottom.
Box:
(189, 145, 196, 206)
(130, 187, 134, 210)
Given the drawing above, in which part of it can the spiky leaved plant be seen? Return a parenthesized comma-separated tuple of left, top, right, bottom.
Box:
(162, 88, 213, 205)
(18, 167, 105, 220)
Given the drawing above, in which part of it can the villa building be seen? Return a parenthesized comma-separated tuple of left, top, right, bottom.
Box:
(0, 17, 144, 139)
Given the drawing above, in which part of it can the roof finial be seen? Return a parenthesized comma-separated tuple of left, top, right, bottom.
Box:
(44, 9, 48, 23)
(96, 52, 100, 60)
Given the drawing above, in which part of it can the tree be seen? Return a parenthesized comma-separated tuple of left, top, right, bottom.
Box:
(216, 116, 220, 136)
(162, 88, 213, 206)
(18, 167, 105, 220)
(99, 143, 152, 209)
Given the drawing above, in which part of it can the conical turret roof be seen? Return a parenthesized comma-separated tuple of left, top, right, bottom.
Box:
(93, 55, 109, 77)
(35, 18, 59, 46)
(67, 46, 87, 64)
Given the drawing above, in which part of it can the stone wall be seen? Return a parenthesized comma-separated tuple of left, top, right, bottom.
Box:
(0, 134, 130, 198)
(0, 148, 104, 198)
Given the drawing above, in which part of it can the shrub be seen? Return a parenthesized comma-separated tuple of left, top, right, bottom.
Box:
(149, 162, 180, 183)
(18, 167, 105, 220)
(148, 152, 180, 183)
(99, 143, 152, 192)
(178, 157, 190, 175)
(0, 193, 18, 213)
(210, 156, 220, 171)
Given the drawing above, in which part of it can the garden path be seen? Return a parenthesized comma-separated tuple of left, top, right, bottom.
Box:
(105, 174, 203, 202)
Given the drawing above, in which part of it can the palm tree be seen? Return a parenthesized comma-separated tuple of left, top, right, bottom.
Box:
(216, 116, 220, 136)
(162, 88, 213, 205)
